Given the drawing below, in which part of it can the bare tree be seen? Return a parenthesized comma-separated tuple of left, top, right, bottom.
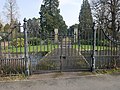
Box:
(3, 0, 19, 25)
(0, 14, 3, 23)
(92, 0, 120, 40)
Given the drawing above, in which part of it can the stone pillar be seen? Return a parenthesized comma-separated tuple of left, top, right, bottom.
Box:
(54, 28, 58, 43)
(74, 27, 78, 43)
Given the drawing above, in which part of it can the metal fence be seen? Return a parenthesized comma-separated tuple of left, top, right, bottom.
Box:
(0, 22, 26, 76)
(81, 23, 120, 71)
(0, 18, 120, 76)
(94, 26, 120, 69)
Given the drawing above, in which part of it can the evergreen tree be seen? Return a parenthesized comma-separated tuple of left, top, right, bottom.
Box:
(27, 18, 41, 37)
(58, 15, 67, 34)
(79, 0, 93, 39)
(40, 0, 67, 33)
(0, 23, 3, 32)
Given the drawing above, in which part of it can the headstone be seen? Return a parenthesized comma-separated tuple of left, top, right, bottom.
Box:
(74, 27, 78, 43)
(54, 28, 58, 43)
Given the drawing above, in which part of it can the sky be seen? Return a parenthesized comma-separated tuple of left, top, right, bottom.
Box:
(0, 0, 83, 27)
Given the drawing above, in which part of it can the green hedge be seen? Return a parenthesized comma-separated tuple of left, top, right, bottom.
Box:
(28, 37, 41, 46)
(80, 39, 93, 45)
(79, 39, 109, 46)
(28, 38, 53, 45)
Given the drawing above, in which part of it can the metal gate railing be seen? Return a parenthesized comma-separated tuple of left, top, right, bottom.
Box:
(0, 20, 27, 76)
(0, 18, 120, 76)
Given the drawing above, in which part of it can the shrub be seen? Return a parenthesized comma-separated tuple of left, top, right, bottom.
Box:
(80, 39, 93, 45)
(11, 38, 24, 47)
(0, 59, 26, 75)
(79, 39, 109, 46)
(43, 39, 52, 44)
(96, 39, 109, 46)
(0, 65, 25, 75)
(36, 60, 57, 70)
(28, 37, 41, 46)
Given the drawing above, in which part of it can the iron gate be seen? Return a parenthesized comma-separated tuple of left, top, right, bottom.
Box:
(0, 18, 120, 75)
(29, 31, 91, 74)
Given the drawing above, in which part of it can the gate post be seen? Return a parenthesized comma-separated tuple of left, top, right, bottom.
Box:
(0, 37, 2, 58)
(91, 22, 96, 72)
(0, 24, 2, 58)
(23, 18, 30, 76)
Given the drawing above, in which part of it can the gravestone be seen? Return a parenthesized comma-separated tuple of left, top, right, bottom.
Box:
(54, 28, 58, 43)
(74, 27, 78, 43)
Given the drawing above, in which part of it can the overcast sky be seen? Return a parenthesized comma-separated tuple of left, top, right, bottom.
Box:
(0, 0, 84, 27)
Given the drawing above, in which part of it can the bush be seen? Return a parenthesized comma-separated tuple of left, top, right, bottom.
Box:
(79, 39, 109, 46)
(96, 39, 109, 46)
(80, 39, 93, 45)
(11, 38, 24, 47)
(43, 39, 52, 44)
(0, 65, 26, 75)
(28, 37, 41, 46)
(0, 60, 26, 75)
(36, 60, 57, 70)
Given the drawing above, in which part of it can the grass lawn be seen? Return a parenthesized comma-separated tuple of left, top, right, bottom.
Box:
(2, 44, 58, 53)
(1, 44, 116, 53)
(73, 45, 115, 51)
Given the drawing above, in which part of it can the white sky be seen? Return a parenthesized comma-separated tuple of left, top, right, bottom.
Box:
(59, 0, 83, 26)
(0, 0, 85, 27)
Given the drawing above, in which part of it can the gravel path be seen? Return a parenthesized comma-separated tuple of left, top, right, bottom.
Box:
(0, 74, 120, 90)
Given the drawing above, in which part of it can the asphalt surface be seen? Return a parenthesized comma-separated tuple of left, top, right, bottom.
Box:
(0, 74, 120, 90)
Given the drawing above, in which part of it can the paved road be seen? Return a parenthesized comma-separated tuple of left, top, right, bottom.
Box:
(0, 74, 120, 90)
